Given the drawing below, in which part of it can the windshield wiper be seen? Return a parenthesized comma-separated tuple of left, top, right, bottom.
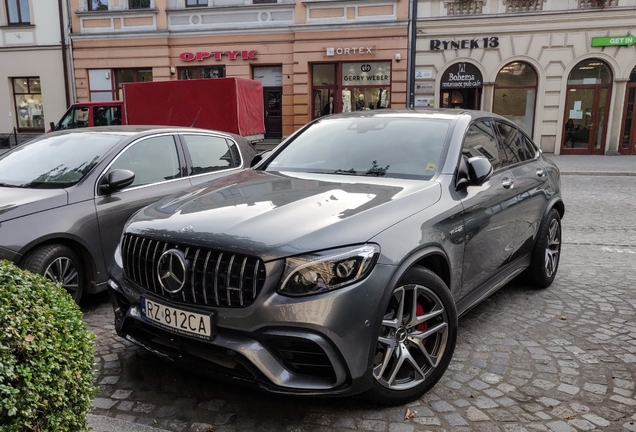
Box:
(0, 182, 27, 188)
(334, 169, 358, 175)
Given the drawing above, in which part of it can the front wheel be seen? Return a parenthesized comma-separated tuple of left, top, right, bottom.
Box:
(22, 244, 86, 304)
(365, 266, 457, 406)
(525, 208, 562, 288)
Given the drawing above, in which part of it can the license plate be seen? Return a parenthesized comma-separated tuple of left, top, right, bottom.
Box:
(141, 296, 213, 340)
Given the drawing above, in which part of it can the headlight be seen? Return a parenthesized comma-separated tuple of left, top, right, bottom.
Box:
(278, 244, 379, 296)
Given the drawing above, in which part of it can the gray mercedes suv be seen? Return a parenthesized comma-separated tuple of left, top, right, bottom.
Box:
(107, 110, 564, 405)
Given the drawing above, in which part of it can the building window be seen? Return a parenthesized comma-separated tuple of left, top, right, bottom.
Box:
(115, 69, 153, 100)
(13, 77, 44, 132)
(312, 62, 391, 120)
(88, 0, 108, 11)
(6, 0, 30, 24)
(89, 69, 116, 101)
(493, 61, 538, 137)
(253, 0, 277, 3)
(129, 0, 151, 8)
(178, 67, 225, 80)
(186, 0, 208, 6)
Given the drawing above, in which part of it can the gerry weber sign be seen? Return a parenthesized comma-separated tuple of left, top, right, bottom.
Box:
(440, 63, 482, 89)
(179, 51, 257, 61)
(429, 37, 499, 51)
(342, 62, 390, 86)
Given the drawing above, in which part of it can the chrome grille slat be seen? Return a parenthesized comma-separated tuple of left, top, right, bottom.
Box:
(214, 253, 223, 306)
(191, 249, 200, 303)
(202, 251, 211, 305)
(239, 257, 247, 306)
(226, 255, 235, 306)
(122, 234, 263, 308)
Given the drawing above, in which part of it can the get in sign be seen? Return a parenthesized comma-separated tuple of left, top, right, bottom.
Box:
(591, 34, 636, 47)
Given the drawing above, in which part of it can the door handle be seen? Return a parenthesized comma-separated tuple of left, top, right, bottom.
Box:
(536, 168, 545, 177)
(502, 177, 514, 189)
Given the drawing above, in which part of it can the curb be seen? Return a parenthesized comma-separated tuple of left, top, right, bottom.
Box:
(88, 414, 171, 432)
(560, 172, 636, 176)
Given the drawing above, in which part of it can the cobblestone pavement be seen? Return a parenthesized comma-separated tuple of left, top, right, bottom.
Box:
(83, 175, 636, 432)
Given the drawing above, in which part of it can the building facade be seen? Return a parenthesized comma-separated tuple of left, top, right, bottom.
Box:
(0, 0, 72, 134)
(413, 0, 636, 155)
(69, 0, 409, 138)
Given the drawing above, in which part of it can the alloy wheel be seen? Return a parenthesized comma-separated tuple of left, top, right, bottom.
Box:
(44, 257, 80, 300)
(373, 284, 449, 391)
(544, 218, 561, 278)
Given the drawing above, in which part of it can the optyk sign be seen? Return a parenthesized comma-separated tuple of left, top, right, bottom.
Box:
(180, 51, 257, 61)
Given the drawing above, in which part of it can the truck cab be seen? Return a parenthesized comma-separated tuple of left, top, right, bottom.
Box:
(51, 101, 125, 131)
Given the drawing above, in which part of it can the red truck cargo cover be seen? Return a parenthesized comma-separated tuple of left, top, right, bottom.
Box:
(122, 78, 265, 137)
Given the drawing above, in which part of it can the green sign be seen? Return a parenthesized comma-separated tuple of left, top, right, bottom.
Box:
(591, 34, 636, 47)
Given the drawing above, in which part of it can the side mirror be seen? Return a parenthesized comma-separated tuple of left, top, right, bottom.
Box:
(456, 156, 493, 190)
(99, 169, 135, 194)
(250, 150, 271, 168)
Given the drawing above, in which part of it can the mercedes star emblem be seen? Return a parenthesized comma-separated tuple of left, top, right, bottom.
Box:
(157, 249, 189, 294)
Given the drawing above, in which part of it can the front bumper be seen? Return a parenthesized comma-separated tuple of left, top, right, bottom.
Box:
(108, 251, 396, 396)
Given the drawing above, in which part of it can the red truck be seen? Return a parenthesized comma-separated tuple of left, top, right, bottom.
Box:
(51, 78, 265, 142)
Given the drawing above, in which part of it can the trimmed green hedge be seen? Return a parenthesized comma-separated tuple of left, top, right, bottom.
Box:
(0, 260, 96, 432)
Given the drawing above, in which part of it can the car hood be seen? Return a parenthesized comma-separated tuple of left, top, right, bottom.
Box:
(126, 170, 441, 261)
(0, 187, 68, 222)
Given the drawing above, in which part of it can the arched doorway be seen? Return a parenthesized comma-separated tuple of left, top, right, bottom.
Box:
(440, 62, 482, 110)
(561, 59, 612, 155)
(492, 61, 538, 137)
(620, 67, 636, 155)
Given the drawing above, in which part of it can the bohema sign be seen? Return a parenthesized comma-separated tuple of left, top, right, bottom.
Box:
(591, 34, 635, 47)
(179, 51, 257, 61)
(440, 63, 483, 89)
(430, 37, 499, 51)
(341, 62, 391, 86)
(326, 47, 375, 56)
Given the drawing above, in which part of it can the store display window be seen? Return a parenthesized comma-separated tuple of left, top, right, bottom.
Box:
(115, 69, 152, 100)
(178, 67, 225, 80)
(13, 77, 44, 132)
(493, 61, 537, 137)
(312, 62, 391, 120)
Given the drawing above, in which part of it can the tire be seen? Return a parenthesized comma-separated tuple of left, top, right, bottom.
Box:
(364, 266, 458, 406)
(526, 208, 562, 289)
(22, 244, 86, 304)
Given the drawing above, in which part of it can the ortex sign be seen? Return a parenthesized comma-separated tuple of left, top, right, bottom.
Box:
(591, 34, 636, 47)
(180, 51, 257, 61)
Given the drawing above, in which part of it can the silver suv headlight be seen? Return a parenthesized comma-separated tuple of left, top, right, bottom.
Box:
(278, 244, 379, 296)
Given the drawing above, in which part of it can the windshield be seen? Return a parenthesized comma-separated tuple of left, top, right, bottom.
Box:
(0, 133, 122, 188)
(264, 117, 450, 179)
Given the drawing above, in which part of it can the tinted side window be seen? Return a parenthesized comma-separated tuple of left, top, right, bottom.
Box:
(522, 136, 538, 160)
(462, 121, 501, 170)
(493, 122, 525, 165)
(93, 106, 122, 126)
(182, 135, 236, 175)
(227, 139, 242, 167)
(109, 135, 181, 189)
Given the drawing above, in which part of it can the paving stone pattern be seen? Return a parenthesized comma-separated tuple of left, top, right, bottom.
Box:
(83, 175, 636, 431)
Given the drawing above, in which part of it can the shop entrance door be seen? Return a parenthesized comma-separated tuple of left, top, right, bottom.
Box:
(620, 81, 636, 155)
(263, 87, 282, 139)
(439, 62, 483, 111)
(561, 85, 611, 155)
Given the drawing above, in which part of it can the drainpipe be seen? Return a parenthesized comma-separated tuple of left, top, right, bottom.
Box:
(57, 0, 71, 107)
(406, 0, 418, 109)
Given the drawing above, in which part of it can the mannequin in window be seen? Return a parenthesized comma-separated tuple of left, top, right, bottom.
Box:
(377, 88, 388, 109)
(18, 100, 30, 127)
(356, 94, 366, 111)
(342, 89, 351, 113)
(322, 96, 334, 116)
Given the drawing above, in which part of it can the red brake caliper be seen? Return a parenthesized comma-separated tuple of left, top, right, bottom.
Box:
(416, 303, 428, 345)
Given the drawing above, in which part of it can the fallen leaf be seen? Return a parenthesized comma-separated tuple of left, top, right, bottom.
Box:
(567, 416, 574, 420)
(405, 408, 417, 419)
(207, 427, 214, 432)
(24, 335, 34, 342)
(560, 316, 567, 320)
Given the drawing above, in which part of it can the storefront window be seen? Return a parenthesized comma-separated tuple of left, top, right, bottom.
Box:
(567, 60, 611, 85)
(312, 62, 391, 119)
(13, 77, 44, 131)
(493, 62, 537, 136)
(6, 0, 30, 24)
(621, 67, 636, 154)
(115, 69, 153, 100)
(439, 62, 482, 110)
(178, 67, 225, 80)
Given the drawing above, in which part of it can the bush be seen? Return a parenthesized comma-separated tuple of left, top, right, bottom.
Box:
(0, 260, 96, 432)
